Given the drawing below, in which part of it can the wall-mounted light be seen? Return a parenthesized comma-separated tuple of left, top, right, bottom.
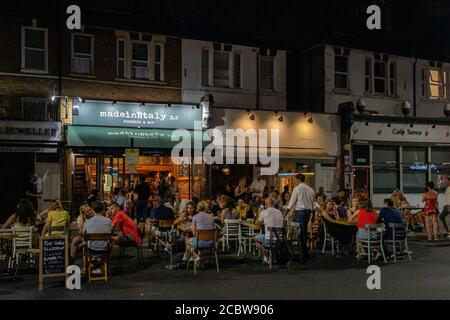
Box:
(364, 121, 369, 126)
(307, 116, 314, 124)
(401, 100, 411, 116)
(141, 101, 145, 106)
(247, 109, 255, 121)
(432, 124, 436, 129)
(386, 123, 392, 127)
(275, 111, 284, 122)
(409, 124, 414, 128)
(112, 100, 117, 105)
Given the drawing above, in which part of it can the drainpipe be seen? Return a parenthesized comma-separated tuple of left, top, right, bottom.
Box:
(412, 49, 417, 117)
(256, 51, 260, 110)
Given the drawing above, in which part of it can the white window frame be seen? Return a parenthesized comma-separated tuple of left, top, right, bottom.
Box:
(21, 26, 48, 73)
(334, 54, 349, 91)
(201, 48, 211, 86)
(364, 57, 397, 96)
(116, 38, 127, 78)
(232, 51, 242, 88)
(131, 40, 150, 80)
(259, 56, 275, 91)
(153, 42, 164, 81)
(71, 33, 94, 74)
(213, 50, 231, 88)
(424, 67, 449, 100)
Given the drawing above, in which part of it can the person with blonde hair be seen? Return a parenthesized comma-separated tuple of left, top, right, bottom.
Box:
(185, 200, 215, 268)
(70, 204, 93, 260)
(41, 199, 70, 236)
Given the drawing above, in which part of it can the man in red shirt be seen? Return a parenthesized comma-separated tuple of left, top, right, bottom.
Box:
(108, 203, 142, 247)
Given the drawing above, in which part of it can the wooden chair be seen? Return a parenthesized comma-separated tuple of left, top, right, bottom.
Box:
(83, 233, 111, 282)
(187, 229, 219, 275)
(48, 225, 68, 236)
(308, 217, 322, 250)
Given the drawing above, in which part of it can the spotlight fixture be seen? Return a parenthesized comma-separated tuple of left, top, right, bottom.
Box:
(387, 123, 392, 127)
(432, 124, 436, 129)
(409, 124, 414, 128)
(365, 122, 369, 126)
(275, 111, 284, 122)
(81, 98, 85, 104)
(51, 95, 55, 102)
(196, 104, 200, 109)
(247, 109, 255, 121)
(112, 100, 117, 105)
(168, 103, 172, 108)
(307, 117, 313, 124)
(141, 101, 145, 106)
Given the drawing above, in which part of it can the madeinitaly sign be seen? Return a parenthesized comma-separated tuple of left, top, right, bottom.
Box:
(72, 100, 202, 130)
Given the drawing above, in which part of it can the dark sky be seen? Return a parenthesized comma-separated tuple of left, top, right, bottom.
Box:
(3, 0, 450, 57)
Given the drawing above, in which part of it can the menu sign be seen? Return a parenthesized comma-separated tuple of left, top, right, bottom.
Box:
(125, 148, 139, 174)
(72, 100, 202, 130)
(39, 236, 68, 291)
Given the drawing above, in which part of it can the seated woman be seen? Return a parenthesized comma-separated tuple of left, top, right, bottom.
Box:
(41, 200, 71, 236)
(346, 196, 360, 221)
(1, 199, 36, 229)
(321, 199, 357, 257)
(218, 195, 239, 224)
(70, 204, 94, 260)
(185, 201, 215, 268)
(349, 200, 379, 241)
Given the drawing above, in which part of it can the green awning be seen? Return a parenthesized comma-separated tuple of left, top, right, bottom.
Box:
(67, 125, 207, 149)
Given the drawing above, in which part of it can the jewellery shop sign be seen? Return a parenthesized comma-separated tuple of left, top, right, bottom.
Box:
(0, 121, 61, 142)
(72, 100, 202, 130)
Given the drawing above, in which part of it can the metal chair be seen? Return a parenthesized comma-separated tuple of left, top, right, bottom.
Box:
(118, 222, 146, 273)
(260, 227, 286, 269)
(222, 219, 240, 252)
(156, 220, 176, 268)
(385, 222, 412, 263)
(186, 229, 219, 275)
(321, 221, 339, 255)
(356, 224, 387, 264)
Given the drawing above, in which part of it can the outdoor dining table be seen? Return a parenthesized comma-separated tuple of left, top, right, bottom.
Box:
(240, 220, 262, 255)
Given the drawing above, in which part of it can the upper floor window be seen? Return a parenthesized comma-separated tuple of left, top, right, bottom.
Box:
(71, 33, 94, 74)
(154, 43, 164, 81)
(213, 51, 230, 87)
(115, 33, 164, 82)
(364, 54, 396, 96)
(422, 67, 449, 100)
(116, 39, 126, 78)
(21, 26, 48, 72)
(259, 56, 274, 91)
(131, 41, 149, 80)
(334, 47, 350, 91)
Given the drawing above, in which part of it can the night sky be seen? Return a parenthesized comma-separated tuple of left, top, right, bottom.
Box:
(2, 0, 450, 57)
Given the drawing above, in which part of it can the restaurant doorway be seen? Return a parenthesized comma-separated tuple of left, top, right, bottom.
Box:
(352, 167, 370, 200)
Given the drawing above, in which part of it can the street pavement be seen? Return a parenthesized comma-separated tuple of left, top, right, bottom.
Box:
(1, 234, 450, 300)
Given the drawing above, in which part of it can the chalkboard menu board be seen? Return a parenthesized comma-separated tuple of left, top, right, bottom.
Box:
(39, 235, 68, 291)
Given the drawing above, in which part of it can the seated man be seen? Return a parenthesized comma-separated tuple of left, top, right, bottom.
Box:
(108, 202, 142, 247)
(378, 198, 404, 240)
(150, 197, 175, 248)
(255, 197, 284, 247)
(83, 201, 112, 252)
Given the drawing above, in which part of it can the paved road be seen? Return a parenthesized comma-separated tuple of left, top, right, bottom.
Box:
(1, 236, 450, 300)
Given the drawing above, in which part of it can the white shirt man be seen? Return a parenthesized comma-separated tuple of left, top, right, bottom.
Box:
(286, 178, 315, 211)
(255, 198, 284, 242)
(250, 176, 266, 198)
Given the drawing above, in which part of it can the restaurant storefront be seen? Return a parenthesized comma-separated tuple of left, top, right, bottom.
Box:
(64, 100, 207, 213)
(0, 120, 62, 217)
(349, 118, 450, 207)
(208, 109, 340, 199)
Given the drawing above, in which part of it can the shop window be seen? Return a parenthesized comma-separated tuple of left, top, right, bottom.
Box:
(373, 146, 399, 193)
(431, 148, 450, 191)
(402, 147, 428, 193)
(213, 51, 230, 87)
(72, 33, 94, 74)
(22, 26, 47, 72)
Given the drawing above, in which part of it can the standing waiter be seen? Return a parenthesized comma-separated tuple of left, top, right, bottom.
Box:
(285, 174, 315, 261)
